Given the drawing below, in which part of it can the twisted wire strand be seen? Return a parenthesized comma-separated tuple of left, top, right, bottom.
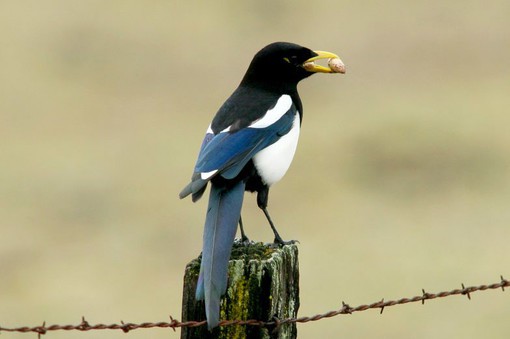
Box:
(0, 276, 507, 336)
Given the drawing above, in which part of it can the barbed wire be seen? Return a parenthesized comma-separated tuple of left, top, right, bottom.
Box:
(0, 275, 507, 337)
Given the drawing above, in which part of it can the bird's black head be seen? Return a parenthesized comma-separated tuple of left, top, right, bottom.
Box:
(240, 42, 342, 92)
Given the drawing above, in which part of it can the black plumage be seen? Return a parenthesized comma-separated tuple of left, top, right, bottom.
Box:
(180, 42, 344, 329)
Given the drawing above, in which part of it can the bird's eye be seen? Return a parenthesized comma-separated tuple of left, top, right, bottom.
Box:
(284, 56, 298, 64)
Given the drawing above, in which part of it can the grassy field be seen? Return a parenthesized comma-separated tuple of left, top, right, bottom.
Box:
(1, 1, 509, 338)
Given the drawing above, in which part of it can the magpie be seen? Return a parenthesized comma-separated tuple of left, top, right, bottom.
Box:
(179, 42, 344, 329)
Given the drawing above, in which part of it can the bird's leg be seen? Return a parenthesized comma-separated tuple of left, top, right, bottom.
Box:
(257, 187, 297, 246)
(261, 207, 296, 245)
(238, 215, 250, 243)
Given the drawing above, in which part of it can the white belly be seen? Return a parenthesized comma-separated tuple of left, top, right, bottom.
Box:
(253, 114, 300, 186)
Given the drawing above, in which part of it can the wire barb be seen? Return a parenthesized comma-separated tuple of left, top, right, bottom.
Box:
(36, 321, 46, 339)
(421, 289, 429, 305)
(0, 276, 508, 335)
(341, 301, 353, 314)
(168, 316, 177, 332)
(268, 315, 282, 334)
(78, 317, 90, 331)
(461, 283, 472, 300)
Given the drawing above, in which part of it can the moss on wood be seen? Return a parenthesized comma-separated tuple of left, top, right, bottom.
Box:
(181, 242, 299, 339)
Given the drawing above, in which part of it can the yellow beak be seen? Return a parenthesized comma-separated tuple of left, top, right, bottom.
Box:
(303, 51, 345, 74)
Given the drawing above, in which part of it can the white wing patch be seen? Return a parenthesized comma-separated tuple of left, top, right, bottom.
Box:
(206, 95, 291, 135)
(206, 123, 231, 134)
(220, 126, 231, 133)
(200, 169, 218, 180)
(249, 95, 292, 129)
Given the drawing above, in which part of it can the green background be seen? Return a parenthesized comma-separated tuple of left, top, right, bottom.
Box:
(1, 1, 509, 338)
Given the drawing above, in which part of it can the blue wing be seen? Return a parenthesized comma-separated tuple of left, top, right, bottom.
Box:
(179, 102, 297, 201)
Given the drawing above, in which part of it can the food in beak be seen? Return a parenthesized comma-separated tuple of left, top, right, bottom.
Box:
(302, 57, 346, 74)
(328, 58, 346, 74)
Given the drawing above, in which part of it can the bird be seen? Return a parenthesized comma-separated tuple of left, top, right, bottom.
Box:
(179, 42, 344, 329)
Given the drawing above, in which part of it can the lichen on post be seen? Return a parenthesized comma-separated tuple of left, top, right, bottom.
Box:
(181, 242, 300, 339)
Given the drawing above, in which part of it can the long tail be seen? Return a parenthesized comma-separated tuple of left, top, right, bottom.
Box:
(195, 181, 245, 330)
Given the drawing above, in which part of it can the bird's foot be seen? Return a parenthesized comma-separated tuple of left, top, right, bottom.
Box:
(261, 207, 298, 247)
(240, 234, 252, 245)
(272, 235, 299, 247)
(238, 216, 252, 245)
(234, 236, 253, 246)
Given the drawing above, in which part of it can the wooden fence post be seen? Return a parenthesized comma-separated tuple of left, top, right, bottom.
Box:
(181, 242, 299, 339)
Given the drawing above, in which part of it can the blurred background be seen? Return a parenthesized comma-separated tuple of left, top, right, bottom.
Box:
(1, 1, 509, 338)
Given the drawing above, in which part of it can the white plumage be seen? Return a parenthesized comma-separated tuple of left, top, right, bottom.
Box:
(201, 94, 299, 185)
(250, 95, 292, 129)
(253, 113, 300, 186)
